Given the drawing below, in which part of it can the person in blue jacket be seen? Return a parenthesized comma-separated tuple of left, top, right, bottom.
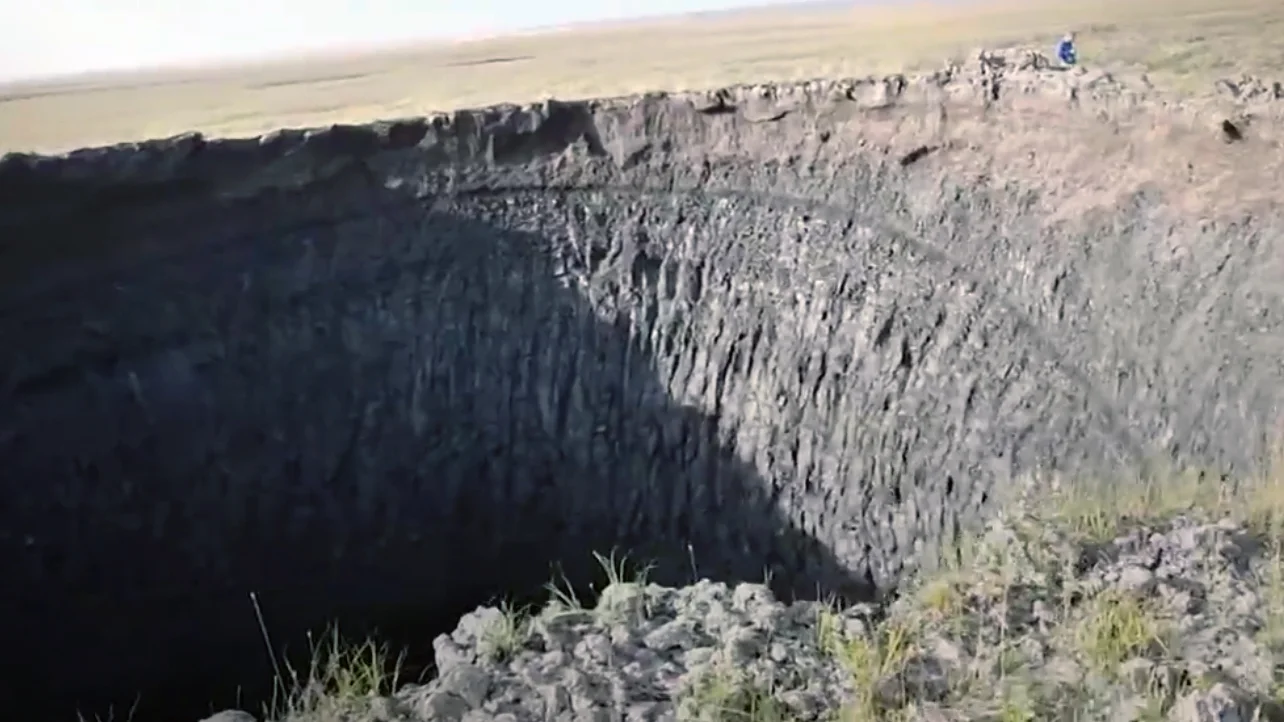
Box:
(1056, 32, 1078, 67)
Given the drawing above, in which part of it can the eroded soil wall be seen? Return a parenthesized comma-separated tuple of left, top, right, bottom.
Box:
(2, 55, 1283, 720)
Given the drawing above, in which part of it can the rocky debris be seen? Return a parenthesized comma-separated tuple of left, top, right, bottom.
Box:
(1215, 76, 1284, 103)
(241, 499, 1284, 722)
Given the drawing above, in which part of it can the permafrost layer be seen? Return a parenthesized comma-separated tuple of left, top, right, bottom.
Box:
(2, 49, 1283, 721)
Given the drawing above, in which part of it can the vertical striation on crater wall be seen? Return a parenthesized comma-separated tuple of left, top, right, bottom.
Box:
(1, 48, 1283, 721)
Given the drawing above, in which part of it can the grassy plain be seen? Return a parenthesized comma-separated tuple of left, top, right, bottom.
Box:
(3, 0, 1284, 154)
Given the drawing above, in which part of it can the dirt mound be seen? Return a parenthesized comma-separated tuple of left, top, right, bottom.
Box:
(2, 48, 1283, 721)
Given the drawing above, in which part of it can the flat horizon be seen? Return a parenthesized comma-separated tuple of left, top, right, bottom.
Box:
(4, 0, 865, 85)
(4, 0, 1279, 154)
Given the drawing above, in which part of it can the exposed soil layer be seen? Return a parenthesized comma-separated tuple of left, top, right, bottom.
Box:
(1, 49, 1283, 721)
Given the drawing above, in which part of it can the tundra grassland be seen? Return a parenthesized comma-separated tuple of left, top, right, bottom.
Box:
(4, 0, 1284, 153)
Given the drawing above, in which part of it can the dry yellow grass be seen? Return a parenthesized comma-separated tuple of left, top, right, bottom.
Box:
(3, 0, 1284, 154)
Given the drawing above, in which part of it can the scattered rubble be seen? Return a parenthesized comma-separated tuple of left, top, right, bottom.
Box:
(227, 480, 1284, 722)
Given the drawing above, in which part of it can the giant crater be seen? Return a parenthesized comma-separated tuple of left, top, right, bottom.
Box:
(3, 58, 1284, 721)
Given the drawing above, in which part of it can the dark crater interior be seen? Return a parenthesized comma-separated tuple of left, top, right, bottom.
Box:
(0, 146, 877, 722)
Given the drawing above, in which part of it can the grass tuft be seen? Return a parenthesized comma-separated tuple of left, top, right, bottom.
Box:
(268, 625, 404, 721)
(478, 601, 533, 664)
(1074, 590, 1169, 677)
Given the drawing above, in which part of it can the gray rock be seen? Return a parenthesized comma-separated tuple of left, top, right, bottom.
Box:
(596, 582, 649, 621)
(1169, 683, 1258, 722)
(199, 712, 257, 722)
(906, 703, 967, 722)
(1118, 565, 1156, 592)
(642, 618, 703, 652)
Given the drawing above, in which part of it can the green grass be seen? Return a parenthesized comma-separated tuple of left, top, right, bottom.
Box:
(477, 600, 534, 664)
(1073, 590, 1170, 677)
(264, 626, 403, 721)
(833, 617, 917, 721)
(682, 662, 797, 722)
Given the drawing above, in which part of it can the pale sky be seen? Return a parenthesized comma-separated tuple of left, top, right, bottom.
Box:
(3, 0, 803, 82)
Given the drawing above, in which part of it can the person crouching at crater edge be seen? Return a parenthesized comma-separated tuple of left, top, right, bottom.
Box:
(1057, 31, 1078, 67)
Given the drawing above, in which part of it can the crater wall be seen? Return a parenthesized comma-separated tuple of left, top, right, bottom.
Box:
(2, 51, 1283, 720)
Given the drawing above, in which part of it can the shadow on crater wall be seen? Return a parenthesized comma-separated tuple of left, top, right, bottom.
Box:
(0, 135, 869, 722)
